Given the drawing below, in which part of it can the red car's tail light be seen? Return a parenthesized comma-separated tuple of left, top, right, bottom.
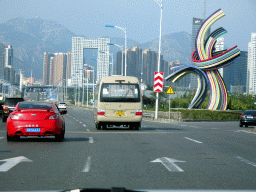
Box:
(48, 114, 58, 119)
(240, 115, 245, 118)
(135, 109, 143, 116)
(97, 109, 105, 115)
(10, 114, 20, 119)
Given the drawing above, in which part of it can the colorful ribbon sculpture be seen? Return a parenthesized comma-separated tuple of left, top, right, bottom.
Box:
(165, 9, 240, 110)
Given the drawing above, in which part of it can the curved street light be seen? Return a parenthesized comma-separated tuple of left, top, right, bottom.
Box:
(105, 24, 127, 76)
(107, 43, 124, 76)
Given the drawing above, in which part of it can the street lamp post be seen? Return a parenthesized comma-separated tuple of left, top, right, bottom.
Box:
(105, 24, 127, 76)
(154, 0, 163, 120)
(107, 43, 124, 76)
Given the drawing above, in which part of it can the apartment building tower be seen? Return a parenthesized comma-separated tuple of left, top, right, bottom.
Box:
(247, 33, 256, 95)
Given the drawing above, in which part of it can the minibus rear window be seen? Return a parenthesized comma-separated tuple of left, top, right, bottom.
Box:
(100, 83, 140, 102)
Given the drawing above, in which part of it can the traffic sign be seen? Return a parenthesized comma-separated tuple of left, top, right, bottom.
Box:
(166, 86, 175, 94)
(52, 95, 56, 98)
(153, 72, 164, 92)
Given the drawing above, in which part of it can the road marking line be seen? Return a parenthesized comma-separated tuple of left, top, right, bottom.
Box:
(181, 125, 187, 127)
(0, 137, 4, 140)
(66, 131, 185, 134)
(83, 124, 87, 127)
(73, 118, 75, 119)
(190, 126, 199, 128)
(79, 122, 82, 123)
(87, 129, 90, 132)
(82, 156, 92, 172)
(89, 137, 94, 143)
(235, 156, 256, 168)
(151, 157, 186, 172)
(235, 130, 256, 134)
(211, 128, 218, 129)
(184, 137, 203, 144)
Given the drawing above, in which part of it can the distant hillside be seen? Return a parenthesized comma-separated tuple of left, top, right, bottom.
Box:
(0, 17, 77, 79)
(139, 31, 192, 64)
(0, 17, 192, 79)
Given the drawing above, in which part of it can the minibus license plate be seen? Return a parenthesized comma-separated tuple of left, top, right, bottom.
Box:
(116, 111, 125, 116)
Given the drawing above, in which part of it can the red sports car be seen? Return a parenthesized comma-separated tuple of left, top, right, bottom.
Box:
(6, 101, 67, 142)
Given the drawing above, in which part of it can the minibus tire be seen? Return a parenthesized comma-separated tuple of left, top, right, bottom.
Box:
(135, 122, 141, 131)
(101, 123, 106, 130)
(95, 123, 100, 130)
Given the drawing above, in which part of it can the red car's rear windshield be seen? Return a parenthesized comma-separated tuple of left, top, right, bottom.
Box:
(18, 102, 52, 109)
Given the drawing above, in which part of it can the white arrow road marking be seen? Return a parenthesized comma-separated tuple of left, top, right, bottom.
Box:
(89, 137, 94, 143)
(151, 157, 186, 172)
(235, 156, 256, 168)
(184, 137, 203, 143)
(82, 156, 92, 172)
(0, 156, 33, 172)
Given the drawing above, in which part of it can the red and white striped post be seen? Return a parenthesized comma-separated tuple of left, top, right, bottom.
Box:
(154, 72, 164, 119)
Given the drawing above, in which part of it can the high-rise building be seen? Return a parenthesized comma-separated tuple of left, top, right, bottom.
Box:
(43, 52, 69, 86)
(4, 67, 16, 83)
(5, 45, 13, 68)
(223, 51, 247, 93)
(116, 51, 124, 76)
(0, 42, 5, 78)
(66, 52, 72, 80)
(71, 37, 110, 85)
(142, 49, 167, 86)
(247, 33, 256, 95)
(129, 47, 142, 79)
(43, 52, 54, 85)
(215, 37, 225, 76)
(53, 53, 67, 86)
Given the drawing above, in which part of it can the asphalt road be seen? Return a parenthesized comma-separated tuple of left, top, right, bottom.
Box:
(0, 106, 256, 191)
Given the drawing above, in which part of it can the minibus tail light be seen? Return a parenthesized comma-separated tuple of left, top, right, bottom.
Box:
(135, 109, 143, 116)
(97, 109, 105, 115)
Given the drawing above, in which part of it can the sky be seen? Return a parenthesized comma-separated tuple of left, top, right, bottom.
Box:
(0, 0, 255, 51)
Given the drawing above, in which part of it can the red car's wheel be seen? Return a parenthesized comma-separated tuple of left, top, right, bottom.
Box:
(7, 133, 14, 141)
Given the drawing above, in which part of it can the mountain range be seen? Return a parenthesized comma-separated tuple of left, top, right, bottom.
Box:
(0, 17, 192, 79)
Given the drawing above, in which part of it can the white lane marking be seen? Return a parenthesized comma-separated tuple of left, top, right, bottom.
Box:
(211, 128, 218, 129)
(79, 122, 82, 124)
(0, 137, 4, 139)
(66, 131, 183, 134)
(235, 156, 256, 168)
(89, 137, 94, 143)
(180, 125, 187, 127)
(151, 157, 186, 172)
(235, 130, 256, 134)
(0, 156, 33, 172)
(82, 156, 92, 172)
(76, 119, 79, 121)
(83, 124, 87, 127)
(190, 126, 199, 128)
(184, 137, 203, 144)
(87, 129, 90, 132)
(73, 118, 75, 119)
